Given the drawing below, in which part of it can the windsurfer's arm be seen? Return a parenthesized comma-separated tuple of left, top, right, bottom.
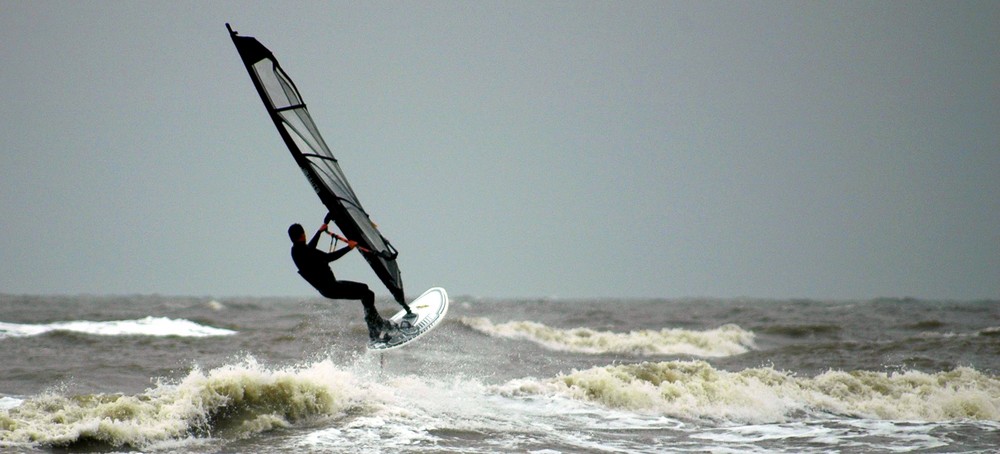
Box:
(308, 224, 326, 248)
(325, 245, 353, 263)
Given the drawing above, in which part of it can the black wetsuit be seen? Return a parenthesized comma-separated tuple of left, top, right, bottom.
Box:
(292, 228, 381, 336)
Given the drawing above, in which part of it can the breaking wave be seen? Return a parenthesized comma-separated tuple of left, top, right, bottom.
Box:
(0, 357, 360, 449)
(0, 317, 235, 338)
(4, 356, 999, 450)
(460, 317, 755, 357)
(495, 360, 1000, 423)
(0, 398, 21, 412)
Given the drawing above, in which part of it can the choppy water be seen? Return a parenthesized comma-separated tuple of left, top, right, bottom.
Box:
(1, 294, 998, 452)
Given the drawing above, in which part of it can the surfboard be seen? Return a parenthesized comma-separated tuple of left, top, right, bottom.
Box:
(368, 287, 449, 351)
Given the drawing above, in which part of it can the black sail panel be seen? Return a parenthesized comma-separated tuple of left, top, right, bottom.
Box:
(227, 25, 404, 303)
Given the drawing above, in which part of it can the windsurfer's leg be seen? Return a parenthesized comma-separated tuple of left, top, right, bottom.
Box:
(322, 281, 384, 340)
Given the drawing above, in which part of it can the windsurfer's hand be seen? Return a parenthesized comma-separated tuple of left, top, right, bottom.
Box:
(320, 223, 328, 232)
(347, 240, 358, 249)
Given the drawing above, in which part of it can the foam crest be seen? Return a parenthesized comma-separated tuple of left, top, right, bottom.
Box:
(0, 357, 361, 449)
(495, 361, 1000, 424)
(0, 316, 235, 338)
(0, 398, 22, 412)
(460, 317, 755, 357)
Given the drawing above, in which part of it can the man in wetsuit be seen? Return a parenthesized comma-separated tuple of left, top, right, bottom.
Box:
(288, 220, 393, 342)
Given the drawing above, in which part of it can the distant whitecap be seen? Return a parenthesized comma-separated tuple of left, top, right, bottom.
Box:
(0, 316, 236, 338)
(460, 317, 755, 357)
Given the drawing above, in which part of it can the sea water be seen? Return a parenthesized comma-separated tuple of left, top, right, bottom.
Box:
(1, 294, 998, 452)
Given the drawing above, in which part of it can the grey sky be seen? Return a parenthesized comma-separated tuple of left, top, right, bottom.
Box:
(2, 1, 997, 300)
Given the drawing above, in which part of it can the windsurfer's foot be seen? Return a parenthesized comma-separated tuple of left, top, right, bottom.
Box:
(371, 328, 392, 343)
(368, 319, 397, 342)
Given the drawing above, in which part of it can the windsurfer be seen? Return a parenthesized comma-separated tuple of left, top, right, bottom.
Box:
(288, 220, 394, 342)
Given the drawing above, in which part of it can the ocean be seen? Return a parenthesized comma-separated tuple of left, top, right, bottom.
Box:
(1, 293, 998, 453)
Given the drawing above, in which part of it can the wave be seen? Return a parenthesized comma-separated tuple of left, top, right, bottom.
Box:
(4, 355, 998, 450)
(911, 325, 1000, 340)
(495, 360, 1000, 424)
(0, 357, 362, 449)
(460, 317, 755, 357)
(758, 324, 841, 338)
(980, 327, 1000, 336)
(0, 397, 21, 412)
(0, 316, 236, 338)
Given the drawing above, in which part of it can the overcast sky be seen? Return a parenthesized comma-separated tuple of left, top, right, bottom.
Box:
(2, 1, 997, 301)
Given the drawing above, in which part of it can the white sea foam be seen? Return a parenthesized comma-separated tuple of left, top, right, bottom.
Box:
(0, 397, 23, 412)
(298, 368, 685, 453)
(460, 317, 755, 357)
(0, 316, 235, 338)
(493, 360, 1000, 424)
(0, 354, 495, 451)
(4, 354, 997, 451)
(0, 356, 364, 449)
(691, 419, 953, 452)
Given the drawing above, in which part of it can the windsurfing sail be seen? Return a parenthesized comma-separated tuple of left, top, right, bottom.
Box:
(227, 24, 404, 304)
